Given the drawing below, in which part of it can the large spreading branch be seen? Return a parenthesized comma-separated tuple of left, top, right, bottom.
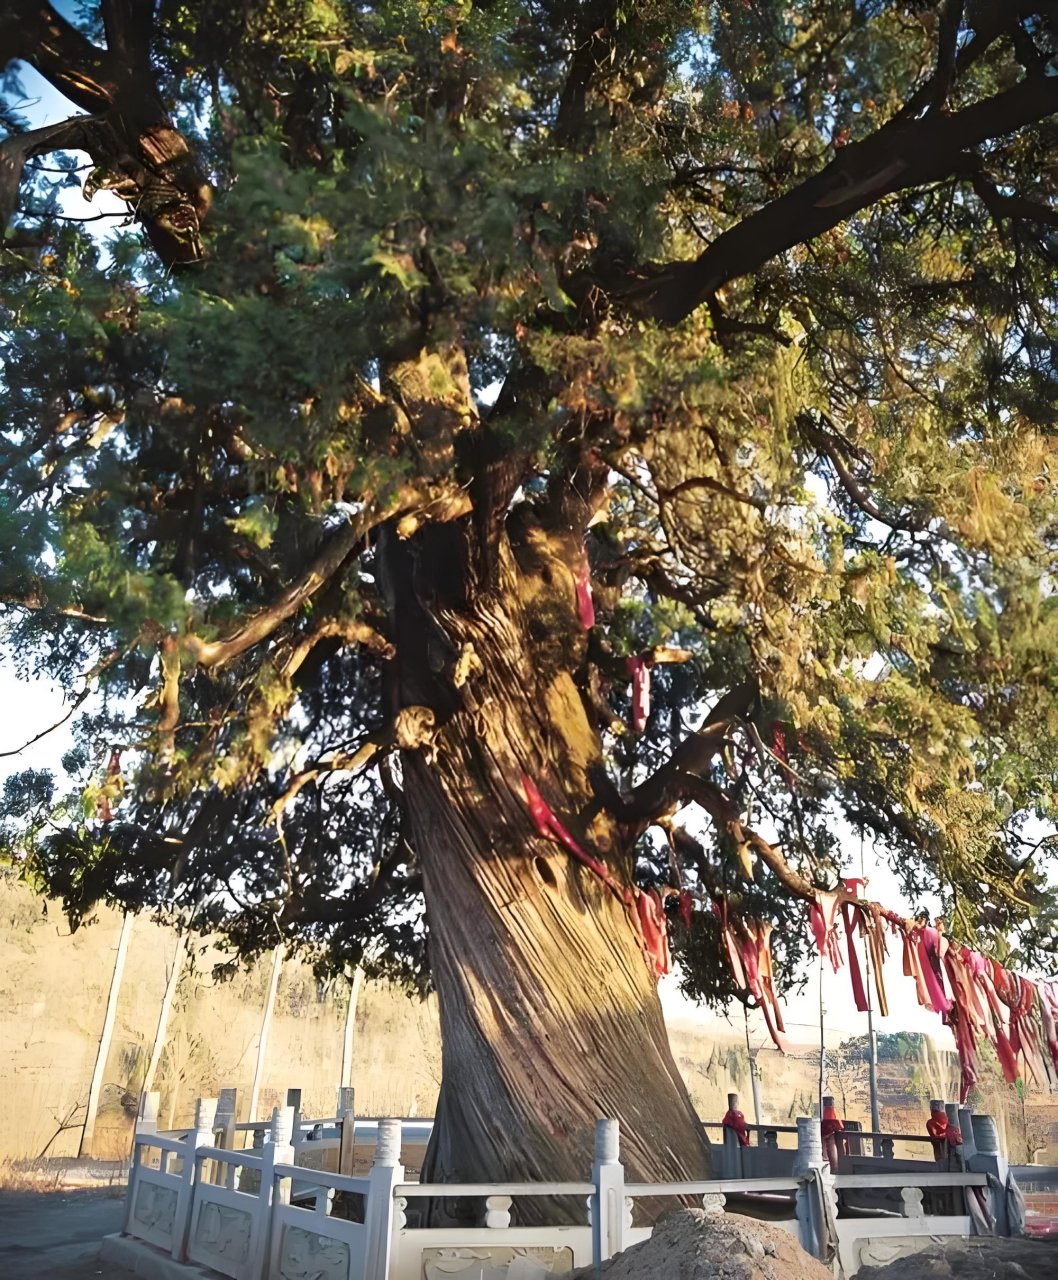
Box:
(1, 0, 210, 265)
(634, 68, 1058, 323)
(182, 480, 470, 669)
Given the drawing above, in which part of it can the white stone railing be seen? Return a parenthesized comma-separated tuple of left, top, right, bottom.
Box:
(111, 1101, 1011, 1280)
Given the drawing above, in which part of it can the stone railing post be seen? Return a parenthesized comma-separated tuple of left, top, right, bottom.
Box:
(968, 1114, 1009, 1236)
(590, 1118, 626, 1272)
(958, 1106, 976, 1162)
(122, 1134, 143, 1235)
(239, 1122, 267, 1194)
(722, 1092, 744, 1178)
(215, 1088, 238, 1145)
(364, 1118, 405, 1280)
(286, 1088, 303, 1157)
(174, 1097, 217, 1262)
(250, 1105, 295, 1280)
(214, 1088, 238, 1187)
(136, 1090, 160, 1136)
(794, 1116, 826, 1260)
(337, 1086, 356, 1176)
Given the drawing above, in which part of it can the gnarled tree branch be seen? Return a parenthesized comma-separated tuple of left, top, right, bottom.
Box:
(1, 0, 210, 264)
(183, 480, 470, 669)
(633, 70, 1058, 322)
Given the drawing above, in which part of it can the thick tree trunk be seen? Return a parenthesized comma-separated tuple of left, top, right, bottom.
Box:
(386, 524, 711, 1223)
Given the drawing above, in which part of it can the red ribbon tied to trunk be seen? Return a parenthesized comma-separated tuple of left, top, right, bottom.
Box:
(519, 770, 630, 903)
(636, 888, 671, 979)
(625, 655, 651, 732)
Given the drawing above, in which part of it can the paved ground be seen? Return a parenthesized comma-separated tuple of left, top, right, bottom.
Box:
(0, 1189, 125, 1280)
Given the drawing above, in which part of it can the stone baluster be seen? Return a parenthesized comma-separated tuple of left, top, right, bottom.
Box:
(485, 1196, 513, 1228)
(794, 1116, 827, 1260)
(590, 1118, 626, 1268)
(364, 1120, 405, 1280)
(173, 1097, 217, 1262)
(958, 1106, 976, 1162)
(337, 1086, 356, 1176)
(969, 1114, 1009, 1236)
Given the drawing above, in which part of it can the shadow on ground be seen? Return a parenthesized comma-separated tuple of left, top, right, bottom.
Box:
(0, 1188, 125, 1279)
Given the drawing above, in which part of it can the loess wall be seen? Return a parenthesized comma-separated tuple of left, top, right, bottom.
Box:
(1, 871, 1054, 1170)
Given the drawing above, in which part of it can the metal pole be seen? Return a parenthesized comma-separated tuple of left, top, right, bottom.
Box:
(743, 1005, 762, 1126)
(818, 952, 826, 1118)
(860, 833, 881, 1138)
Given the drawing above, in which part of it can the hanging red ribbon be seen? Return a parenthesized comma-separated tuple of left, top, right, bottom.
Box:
(636, 889, 671, 979)
(841, 878, 869, 1014)
(625, 655, 651, 732)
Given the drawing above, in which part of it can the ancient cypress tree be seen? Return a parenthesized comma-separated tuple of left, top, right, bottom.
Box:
(3, 1, 1058, 1201)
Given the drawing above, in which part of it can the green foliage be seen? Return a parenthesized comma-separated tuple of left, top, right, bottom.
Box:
(2, 0, 1058, 997)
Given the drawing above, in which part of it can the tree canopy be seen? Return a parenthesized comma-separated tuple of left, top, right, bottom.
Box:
(3, 0, 1058, 1007)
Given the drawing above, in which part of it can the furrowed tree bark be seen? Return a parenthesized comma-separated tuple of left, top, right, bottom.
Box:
(383, 519, 710, 1224)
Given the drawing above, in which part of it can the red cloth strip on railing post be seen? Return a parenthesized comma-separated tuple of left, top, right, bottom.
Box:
(722, 1108, 751, 1147)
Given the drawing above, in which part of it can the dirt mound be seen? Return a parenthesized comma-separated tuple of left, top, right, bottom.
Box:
(855, 1235, 1058, 1280)
(568, 1209, 831, 1280)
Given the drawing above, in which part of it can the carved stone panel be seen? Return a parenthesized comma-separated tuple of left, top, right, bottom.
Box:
(278, 1225, 351, 1280)
(192, 1201, 254, 1273)
(133, 1181, 177, 1243)
(421, 1245, 575, 1280)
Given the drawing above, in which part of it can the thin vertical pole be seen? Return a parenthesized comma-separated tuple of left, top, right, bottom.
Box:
(143, 932, 186, 1096)
(341, 965, 363, 1090)
(860, 833, 881, 1139)
(818, 952, 826, 1119)
(743, 1005, 762, 1126)
(248, 944, 284, 1124)
(80, 911, 134, 1156)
